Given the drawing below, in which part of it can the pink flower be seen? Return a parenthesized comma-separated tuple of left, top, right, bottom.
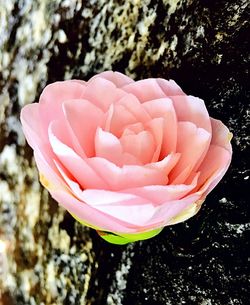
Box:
(21, 71, 232, 244)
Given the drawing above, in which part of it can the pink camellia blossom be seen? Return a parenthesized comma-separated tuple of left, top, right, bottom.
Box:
(20, 71, 232, 244)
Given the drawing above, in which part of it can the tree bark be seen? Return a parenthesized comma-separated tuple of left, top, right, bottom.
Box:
(0, 1, 249, 304)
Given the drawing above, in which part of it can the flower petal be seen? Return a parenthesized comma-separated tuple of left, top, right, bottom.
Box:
(143, 98, 177, 155)
(20, 103, 47, 149)
(95, 127, 124, 166)
(156, 78, 185, 96)
(90, 71, 134, 87)
(171, 95, 212, 133)
(48, 120, 108, 189)
(146, 118, 164, 162)
(69, 80, 87, 85)
(122, 79, 166, 102)
(104, 103, 138, 137)
(167, 202, 202, 225)
(54, 160, 152, 230)
(146, 153, 180, 176)
(34, 150, 68, 191)
(169, 122, 211, 184)
(210, 118, 232, 153)
(50, 189, 142, 233)
(126, 172, 199, 204)
(62, 99, 104, 157)
(83, 77, 125, 111)
(122, 122, 144, 135)
(93, 199, 156, 226)
(39, 81, 86, 130)
(148, 194, 200, 227)
(194, 144, 232, 195)
(88, 153, 179, 191)
(117, 93, 151, 123)
(119, 130, 155, 164)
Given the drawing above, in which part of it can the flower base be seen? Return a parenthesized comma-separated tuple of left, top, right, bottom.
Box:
(96, 228, 163, 245)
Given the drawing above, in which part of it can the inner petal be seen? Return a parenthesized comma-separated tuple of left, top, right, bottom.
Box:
(122, 122, 144, 134)
(95, 127, 124, 166)
(48, 120, 108, 189)
(116, 94, 151, 123)
(169, 121, 211, 184)
(88, 153, 180, 191)
(143, 98, 177, 156)
(104, 103, 138, 137)
(119, 130, 155, 165)
(146, 118, 164, 162)
(146, 153, 180, 180)
(63, 99, 104, 157)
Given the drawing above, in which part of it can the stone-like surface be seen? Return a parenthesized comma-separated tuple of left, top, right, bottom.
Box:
(0, 0, 249, 304)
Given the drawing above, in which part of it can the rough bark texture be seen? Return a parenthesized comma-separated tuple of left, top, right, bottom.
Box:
(0, 1, 249, 304)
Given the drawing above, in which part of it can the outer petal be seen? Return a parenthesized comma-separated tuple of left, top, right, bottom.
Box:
(167, 198, 204, 225)
(90, 71, 134, 87)
(39, 81, 86, 130)
(126, 172, 199, 204)
(122, 79, 166, 102)
(34, 150, 68, 191)
(49, 165, 161, 232)
(77, 189, 156, 226)
(21, 104, 65, 190)
(171, 95, 212, 133)
(194, 144, 232, 195)
(20, 103, 47, 149)
(83, 77, 125, 111)
(148, 193, 201, 227)
(50, 189, 142, 233)
(69, 80, 86, 85)
(210, 118, 233, 153)
(169, 122, 211, 184)
(156, 78, 185, 96)
(53, 158, 155, 230)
